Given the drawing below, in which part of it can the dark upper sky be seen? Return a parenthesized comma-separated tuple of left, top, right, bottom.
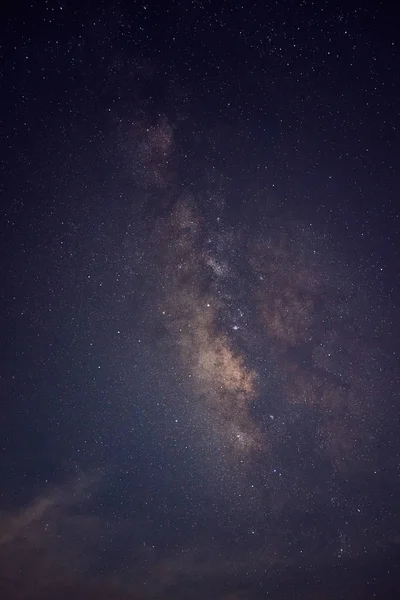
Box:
(1, 1, 400, 599)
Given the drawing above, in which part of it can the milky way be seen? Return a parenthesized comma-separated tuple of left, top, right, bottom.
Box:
(101, 115, 388, 557)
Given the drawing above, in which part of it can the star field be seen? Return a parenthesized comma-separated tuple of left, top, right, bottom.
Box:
(1, 1, 400, 599)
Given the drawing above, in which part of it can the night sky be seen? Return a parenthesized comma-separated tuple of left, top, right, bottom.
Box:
(1, 1, 400, 598)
